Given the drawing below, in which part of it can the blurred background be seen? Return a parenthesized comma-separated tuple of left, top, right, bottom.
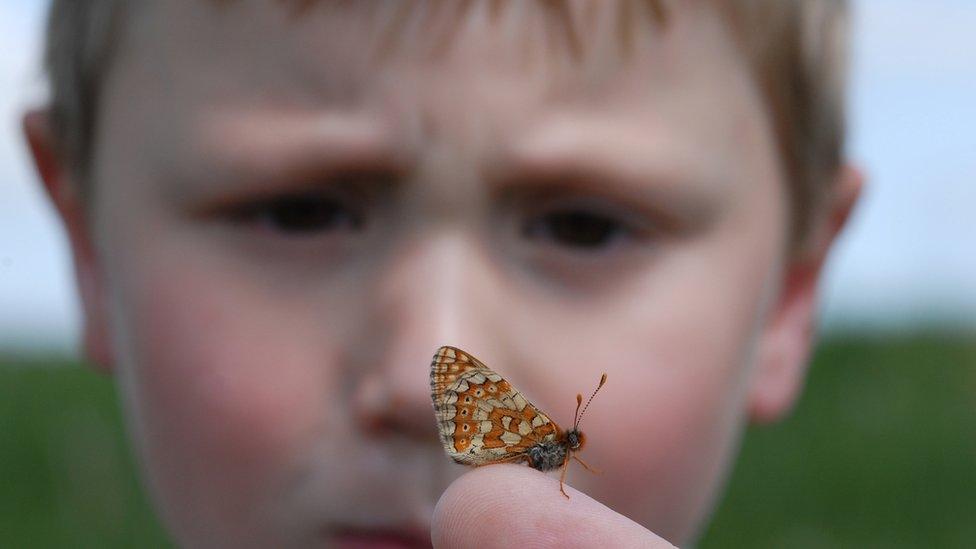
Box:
(1, 0, 974, 546)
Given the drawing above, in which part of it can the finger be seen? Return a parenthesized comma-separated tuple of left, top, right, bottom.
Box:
(432, 464, 677, 548)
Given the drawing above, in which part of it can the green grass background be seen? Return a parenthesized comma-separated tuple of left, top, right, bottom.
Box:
(2, 335, 974, 547)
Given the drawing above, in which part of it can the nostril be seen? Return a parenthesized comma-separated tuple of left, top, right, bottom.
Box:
(351, 373, 438, 440)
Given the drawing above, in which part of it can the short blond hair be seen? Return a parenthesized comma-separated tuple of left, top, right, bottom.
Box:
(41, 0, 848, 246)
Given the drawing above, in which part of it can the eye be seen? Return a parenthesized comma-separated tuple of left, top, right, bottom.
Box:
(523, 209, 628, 251)
(236, 192, 364, 236)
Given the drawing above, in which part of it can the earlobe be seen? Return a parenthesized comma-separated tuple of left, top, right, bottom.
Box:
(749, 263, 818, 424)
(749, 165, 864, 424)
(23, 109, 115, 373)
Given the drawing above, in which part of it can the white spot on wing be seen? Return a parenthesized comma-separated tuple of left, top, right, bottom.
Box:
(513, 394, 528, 411)
(500, 432, 521, 445)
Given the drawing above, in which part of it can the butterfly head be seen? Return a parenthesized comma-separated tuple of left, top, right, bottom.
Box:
(565, 428, 585, 451)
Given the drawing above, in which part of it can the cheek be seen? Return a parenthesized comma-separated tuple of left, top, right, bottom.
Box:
(588, 356, 748, 535)
(108, 254, 337, 537)
(520, 207, 784, 540)
(572, 288, 767, 540)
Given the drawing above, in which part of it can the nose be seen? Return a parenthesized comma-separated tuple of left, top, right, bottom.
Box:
(348, 230, 501, 440)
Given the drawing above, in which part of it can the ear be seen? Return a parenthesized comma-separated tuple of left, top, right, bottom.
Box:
(23, 109, 114, 373)
(749, 165, 864, 423)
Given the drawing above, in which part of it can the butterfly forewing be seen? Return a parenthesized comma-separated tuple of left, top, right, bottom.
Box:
(430, 346, 561, 465)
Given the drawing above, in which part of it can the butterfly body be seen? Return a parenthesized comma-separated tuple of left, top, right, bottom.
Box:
(430, 346, 605, 497)
(528, 438, 566, 471)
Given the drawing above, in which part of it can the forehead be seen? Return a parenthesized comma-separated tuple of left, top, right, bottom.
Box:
(105, 0, 770, 199)
(123, 0, 751, 109)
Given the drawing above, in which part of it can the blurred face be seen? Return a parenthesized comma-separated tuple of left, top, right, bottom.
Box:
(89, 1, 788, 546)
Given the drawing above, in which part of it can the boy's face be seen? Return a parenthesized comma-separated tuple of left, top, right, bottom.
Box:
(65, 1, 807, 546)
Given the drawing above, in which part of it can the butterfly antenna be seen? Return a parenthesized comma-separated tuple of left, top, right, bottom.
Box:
(575, 373, 608, 429)
(573, 393, 583, 427)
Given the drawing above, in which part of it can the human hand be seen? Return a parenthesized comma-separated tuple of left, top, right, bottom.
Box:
(432, 464, 677, 548)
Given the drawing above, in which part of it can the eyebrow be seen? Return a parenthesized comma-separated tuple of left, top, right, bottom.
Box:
(498, 114, 720, 194)
(181, 107, 411, 205)
(490, 115, 727, 228)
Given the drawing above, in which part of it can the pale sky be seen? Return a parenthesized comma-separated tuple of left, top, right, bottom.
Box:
(1, 0, 974, 352)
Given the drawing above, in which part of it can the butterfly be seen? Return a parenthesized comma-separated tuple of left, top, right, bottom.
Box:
(430, 345, 607, 498)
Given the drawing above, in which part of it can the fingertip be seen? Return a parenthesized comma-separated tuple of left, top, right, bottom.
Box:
(432, 464, 675, 548)
(432, 465, 569, 548)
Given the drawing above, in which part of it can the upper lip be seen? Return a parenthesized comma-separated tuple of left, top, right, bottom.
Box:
(329, 526, 432, 548)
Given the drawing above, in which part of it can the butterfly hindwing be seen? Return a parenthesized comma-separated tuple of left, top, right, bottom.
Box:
(430, 346, 560, 465)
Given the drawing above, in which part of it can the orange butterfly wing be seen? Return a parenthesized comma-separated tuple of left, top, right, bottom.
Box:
(430, 346, 561, 465)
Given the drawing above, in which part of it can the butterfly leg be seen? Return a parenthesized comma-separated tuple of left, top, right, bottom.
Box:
(494, 452, 529, 465)
(558, 458, 571, 499)
(573, 455, 601, 475)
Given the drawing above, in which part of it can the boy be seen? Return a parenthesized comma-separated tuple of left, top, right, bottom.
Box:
(24, 1, 861, 546)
